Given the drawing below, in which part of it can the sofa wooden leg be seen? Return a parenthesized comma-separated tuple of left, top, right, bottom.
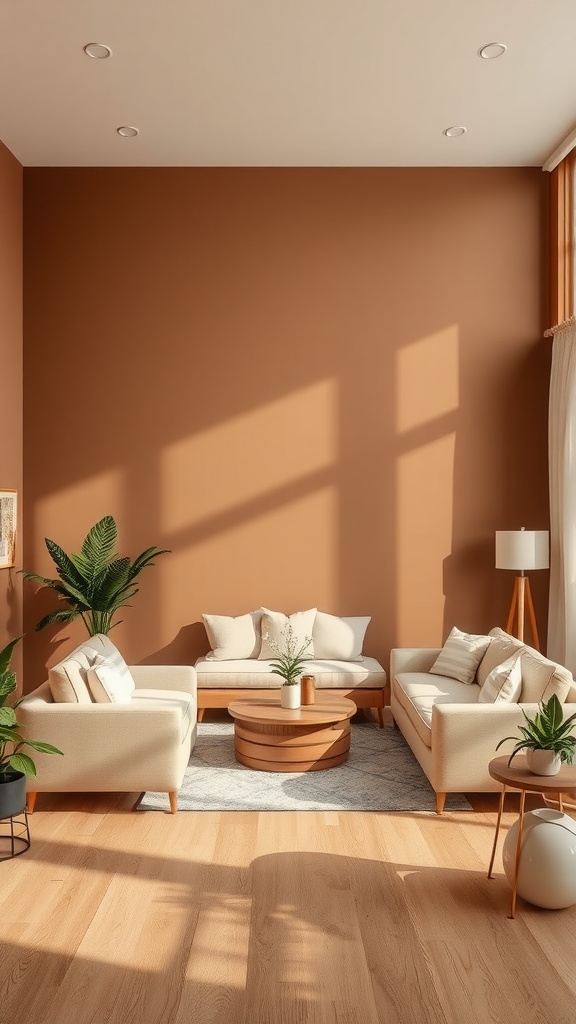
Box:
(27, 792, 37, 814)
(377, 706, 384, 728)
(169, 791, 178, 814)
(436, 792, 446, 814)
(197, 708, 205, 722)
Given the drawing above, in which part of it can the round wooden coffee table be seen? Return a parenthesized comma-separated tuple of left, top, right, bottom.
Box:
(228, 693, 356, 772)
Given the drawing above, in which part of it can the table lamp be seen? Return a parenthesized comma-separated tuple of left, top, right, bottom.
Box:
(495, 528, 549, 651)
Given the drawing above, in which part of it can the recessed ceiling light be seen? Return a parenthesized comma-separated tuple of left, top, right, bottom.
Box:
(83, 42, 112, 59)
(443, 126, 467, 138)
(478, 42, 507, 60)
(117, 126, 139, 138)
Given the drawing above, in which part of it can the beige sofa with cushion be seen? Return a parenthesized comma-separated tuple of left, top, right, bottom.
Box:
(18, 634, 197, 813)
(390, 627, 576, 813)
(195, 607, 388, 725)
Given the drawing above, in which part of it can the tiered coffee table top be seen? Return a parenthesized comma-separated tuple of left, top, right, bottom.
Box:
(228, 693, 356, 772)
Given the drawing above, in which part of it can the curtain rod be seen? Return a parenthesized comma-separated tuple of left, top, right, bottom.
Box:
(544, 315, 576, 337)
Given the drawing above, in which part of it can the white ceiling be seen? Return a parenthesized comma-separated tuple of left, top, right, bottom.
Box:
(1, 0, 576, 168)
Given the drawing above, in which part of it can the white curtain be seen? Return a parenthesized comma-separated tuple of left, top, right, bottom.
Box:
(548, 321, 576, 671)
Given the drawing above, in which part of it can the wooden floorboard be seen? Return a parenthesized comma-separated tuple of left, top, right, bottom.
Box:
(1, 728, 576, 1023)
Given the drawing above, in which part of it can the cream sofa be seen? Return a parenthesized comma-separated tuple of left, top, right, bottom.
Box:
(195, 608, 387, 725)
(390, 628, 576, 813)
(18, 634, 197, 813)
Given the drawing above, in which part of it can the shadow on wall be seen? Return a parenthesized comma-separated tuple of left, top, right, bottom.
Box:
(21, 168, 549, 683)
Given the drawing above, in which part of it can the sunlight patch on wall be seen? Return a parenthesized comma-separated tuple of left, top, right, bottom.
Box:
(160, 380, 337, 534)
(162, 489, 337, 628)
(396, 327, 459, 434)
(34, 470, 124, 568)
(396, 434, 455, 645)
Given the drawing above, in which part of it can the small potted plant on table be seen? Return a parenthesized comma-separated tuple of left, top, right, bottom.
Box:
(265, 624, 312, 710)
(496, 693, 576, 776)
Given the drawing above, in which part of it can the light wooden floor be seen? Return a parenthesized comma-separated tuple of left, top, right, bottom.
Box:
(2, 726, 576, 1023)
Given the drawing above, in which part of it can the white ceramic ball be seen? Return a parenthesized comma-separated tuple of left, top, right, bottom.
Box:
(502, 808, 576, 909)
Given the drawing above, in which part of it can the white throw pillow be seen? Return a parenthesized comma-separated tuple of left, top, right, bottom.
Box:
(478, 653, 522, 704)
(312, 612, 371, 661)
(258, 608, 317, 660)
(430, 626, 492, 685)
(202, 611, 262, 660)
(87, 663, 133, 704)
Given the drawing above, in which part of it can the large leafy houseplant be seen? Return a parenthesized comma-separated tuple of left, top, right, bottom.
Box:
(21, 515, 169, 636)
(0, 636, 62, 779)
(496, 693, 576, 768)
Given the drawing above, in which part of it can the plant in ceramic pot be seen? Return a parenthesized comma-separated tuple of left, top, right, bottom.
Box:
(496, 693, 576, 776)
(0, 636, 63, 818)
(265, 624, 312, 710)
(21, 515, 169, 636)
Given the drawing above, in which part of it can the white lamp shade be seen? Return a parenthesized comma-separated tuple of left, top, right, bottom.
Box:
(495, 529, 549, 571)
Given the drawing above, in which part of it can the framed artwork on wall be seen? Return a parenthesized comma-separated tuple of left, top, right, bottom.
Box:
(0, 489, 17, 568)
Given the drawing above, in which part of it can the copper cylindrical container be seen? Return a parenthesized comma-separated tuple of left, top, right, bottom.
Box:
(301, 674, 316, 705)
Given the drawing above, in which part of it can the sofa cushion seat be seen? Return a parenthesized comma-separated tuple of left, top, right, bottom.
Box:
(131, 688, 196, 741)
(195, 655, 386, 689)
(394, 671, 480, 748)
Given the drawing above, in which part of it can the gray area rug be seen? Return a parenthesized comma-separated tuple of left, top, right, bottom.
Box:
(138, 720, 472, 812)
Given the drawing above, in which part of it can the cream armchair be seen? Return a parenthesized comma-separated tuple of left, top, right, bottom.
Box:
(18, 636, 197, 814)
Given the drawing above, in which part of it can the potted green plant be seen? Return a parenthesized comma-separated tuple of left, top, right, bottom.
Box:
(496, 693, 576, 776)
(0, 636, 63, 818)
(21, 515, 169, 636)
(265, 624, 313, 709)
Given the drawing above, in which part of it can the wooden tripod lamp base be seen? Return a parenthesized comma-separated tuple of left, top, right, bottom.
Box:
(496, 528, 549, 654)
(505, 575, 540, 651)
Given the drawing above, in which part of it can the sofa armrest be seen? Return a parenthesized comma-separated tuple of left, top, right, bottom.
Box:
(430, 702, 576, 792)
(390, 648, 441, 676)
(17, 690, 193, 792)
(130, 664, 197, 696)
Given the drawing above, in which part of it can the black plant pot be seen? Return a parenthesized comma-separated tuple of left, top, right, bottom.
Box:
(0, 771, 27, 819)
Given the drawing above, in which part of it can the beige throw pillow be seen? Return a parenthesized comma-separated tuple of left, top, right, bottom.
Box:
(476, 628, 525, 688)
(312, 612, 371, 661)
(429, 626, 491, 685)
(87, 662, 133, 703)
(202, 611, 262, 660)
(478, 654, 522, 704)
(258, 608, 316, 660)
(517, 649, 572, 704)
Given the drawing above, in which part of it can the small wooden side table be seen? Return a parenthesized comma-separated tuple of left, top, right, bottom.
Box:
(487, 754, 576, 918)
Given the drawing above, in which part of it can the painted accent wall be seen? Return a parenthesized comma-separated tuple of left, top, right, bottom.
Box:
(23, 167, 550, 685)
(0, 141, 23, 678)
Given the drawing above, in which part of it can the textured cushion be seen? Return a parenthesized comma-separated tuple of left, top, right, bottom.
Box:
(476, 628, 525, 688)
(394, 671, 481, 747)
(518, 648, 572, 704)
(258, 608, 316, 660)
(48, 657, 94, 704)
(87, 662, 133, 704)
(478, 654, 522, 704)
(312, 612, 370, 661)
(202, 611, 262, 660)
(48, 633, 135, 704)
(429, 627, 491, 685)
(195, 655, 386, 689)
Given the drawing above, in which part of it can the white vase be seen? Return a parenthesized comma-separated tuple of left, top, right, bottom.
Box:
(502, 808, 576, 909)
(280, 682, 301, 709)
(526, 749, 562, 776)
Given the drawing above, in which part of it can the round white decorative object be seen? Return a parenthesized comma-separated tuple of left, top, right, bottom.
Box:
(280, 683, 301, 709)
(526, 749, 562, 776)
(502, 808, 576, 909)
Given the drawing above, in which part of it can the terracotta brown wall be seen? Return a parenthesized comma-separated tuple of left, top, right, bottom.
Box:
(0, 141, 23, 679)
(22, 167, 550, 685)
